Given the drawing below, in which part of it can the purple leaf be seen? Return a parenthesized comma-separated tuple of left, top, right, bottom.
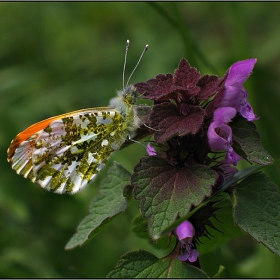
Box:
(172, 58, 201, 96)
(134, 74, 173, 101)
(135, 59, 221, 106)
(150, 103, 207, 143)
(197, 74, 220, 100)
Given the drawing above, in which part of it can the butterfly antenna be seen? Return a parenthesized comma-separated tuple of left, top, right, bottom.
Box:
(126, 43, 149, 87)
(136, 115, 159, 131)
(123, 39, 130, 89)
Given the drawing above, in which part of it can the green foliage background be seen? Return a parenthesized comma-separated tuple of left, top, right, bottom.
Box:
(1, 2, 280, 278)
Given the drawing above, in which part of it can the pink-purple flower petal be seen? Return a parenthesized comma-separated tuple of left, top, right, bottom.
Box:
(226, 58, 257, 86)
(178, 250, 191, 262)
(175, 220, 199, 263)
(208, 107, 239, 166)
(175, 220, 195, 240)
(207, 58, 258, 121)
(207, 107, 236, 150)
(187, 249, 199, 263)
(147, 142, 157, 156)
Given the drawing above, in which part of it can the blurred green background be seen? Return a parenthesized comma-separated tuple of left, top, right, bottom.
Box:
(1, 2, 280, 278)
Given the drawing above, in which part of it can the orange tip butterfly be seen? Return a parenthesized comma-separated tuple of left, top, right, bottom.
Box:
(7, 40, 148, 194)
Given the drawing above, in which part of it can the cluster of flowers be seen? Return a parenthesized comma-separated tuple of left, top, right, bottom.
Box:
(135, 58, 257, 262)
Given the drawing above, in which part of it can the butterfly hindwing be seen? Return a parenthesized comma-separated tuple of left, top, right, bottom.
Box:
(8, 107, 133, 194)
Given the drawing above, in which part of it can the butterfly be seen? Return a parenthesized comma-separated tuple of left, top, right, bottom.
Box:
(7, 40, 148, 194)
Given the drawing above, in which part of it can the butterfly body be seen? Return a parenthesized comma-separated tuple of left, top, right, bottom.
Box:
(7, 85, 139, 194)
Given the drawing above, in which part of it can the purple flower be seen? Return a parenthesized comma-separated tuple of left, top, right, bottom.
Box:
(175, 220, 199, 263)
(207, 107, 240, 166)
(147, 142, 157, 156)
(208, 58, 258, 121)
(218, 158, 241, 181)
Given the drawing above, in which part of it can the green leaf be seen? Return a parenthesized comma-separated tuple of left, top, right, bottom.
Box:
(160, 164, 263, 236)
(233, 172, 280, 256)
(65, 162, 132, 250)
(132, 215, 174, 250)
(132, 156, 218, 240)
(107, 250, 209, 278)
(231, 116, 274, 165)
(132, 215, 149, 239)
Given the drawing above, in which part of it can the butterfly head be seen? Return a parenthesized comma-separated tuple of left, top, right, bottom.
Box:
(119, 85, 138, 105)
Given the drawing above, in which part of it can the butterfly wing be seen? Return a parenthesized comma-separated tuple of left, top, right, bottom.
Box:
(8, 108, 128, 194)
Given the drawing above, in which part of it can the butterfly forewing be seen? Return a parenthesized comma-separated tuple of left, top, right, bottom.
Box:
(8, 107, 132, 194)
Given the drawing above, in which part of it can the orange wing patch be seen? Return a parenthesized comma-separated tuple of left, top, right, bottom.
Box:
(8, 116, 60, 162)
(7, 108, 110, 161)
